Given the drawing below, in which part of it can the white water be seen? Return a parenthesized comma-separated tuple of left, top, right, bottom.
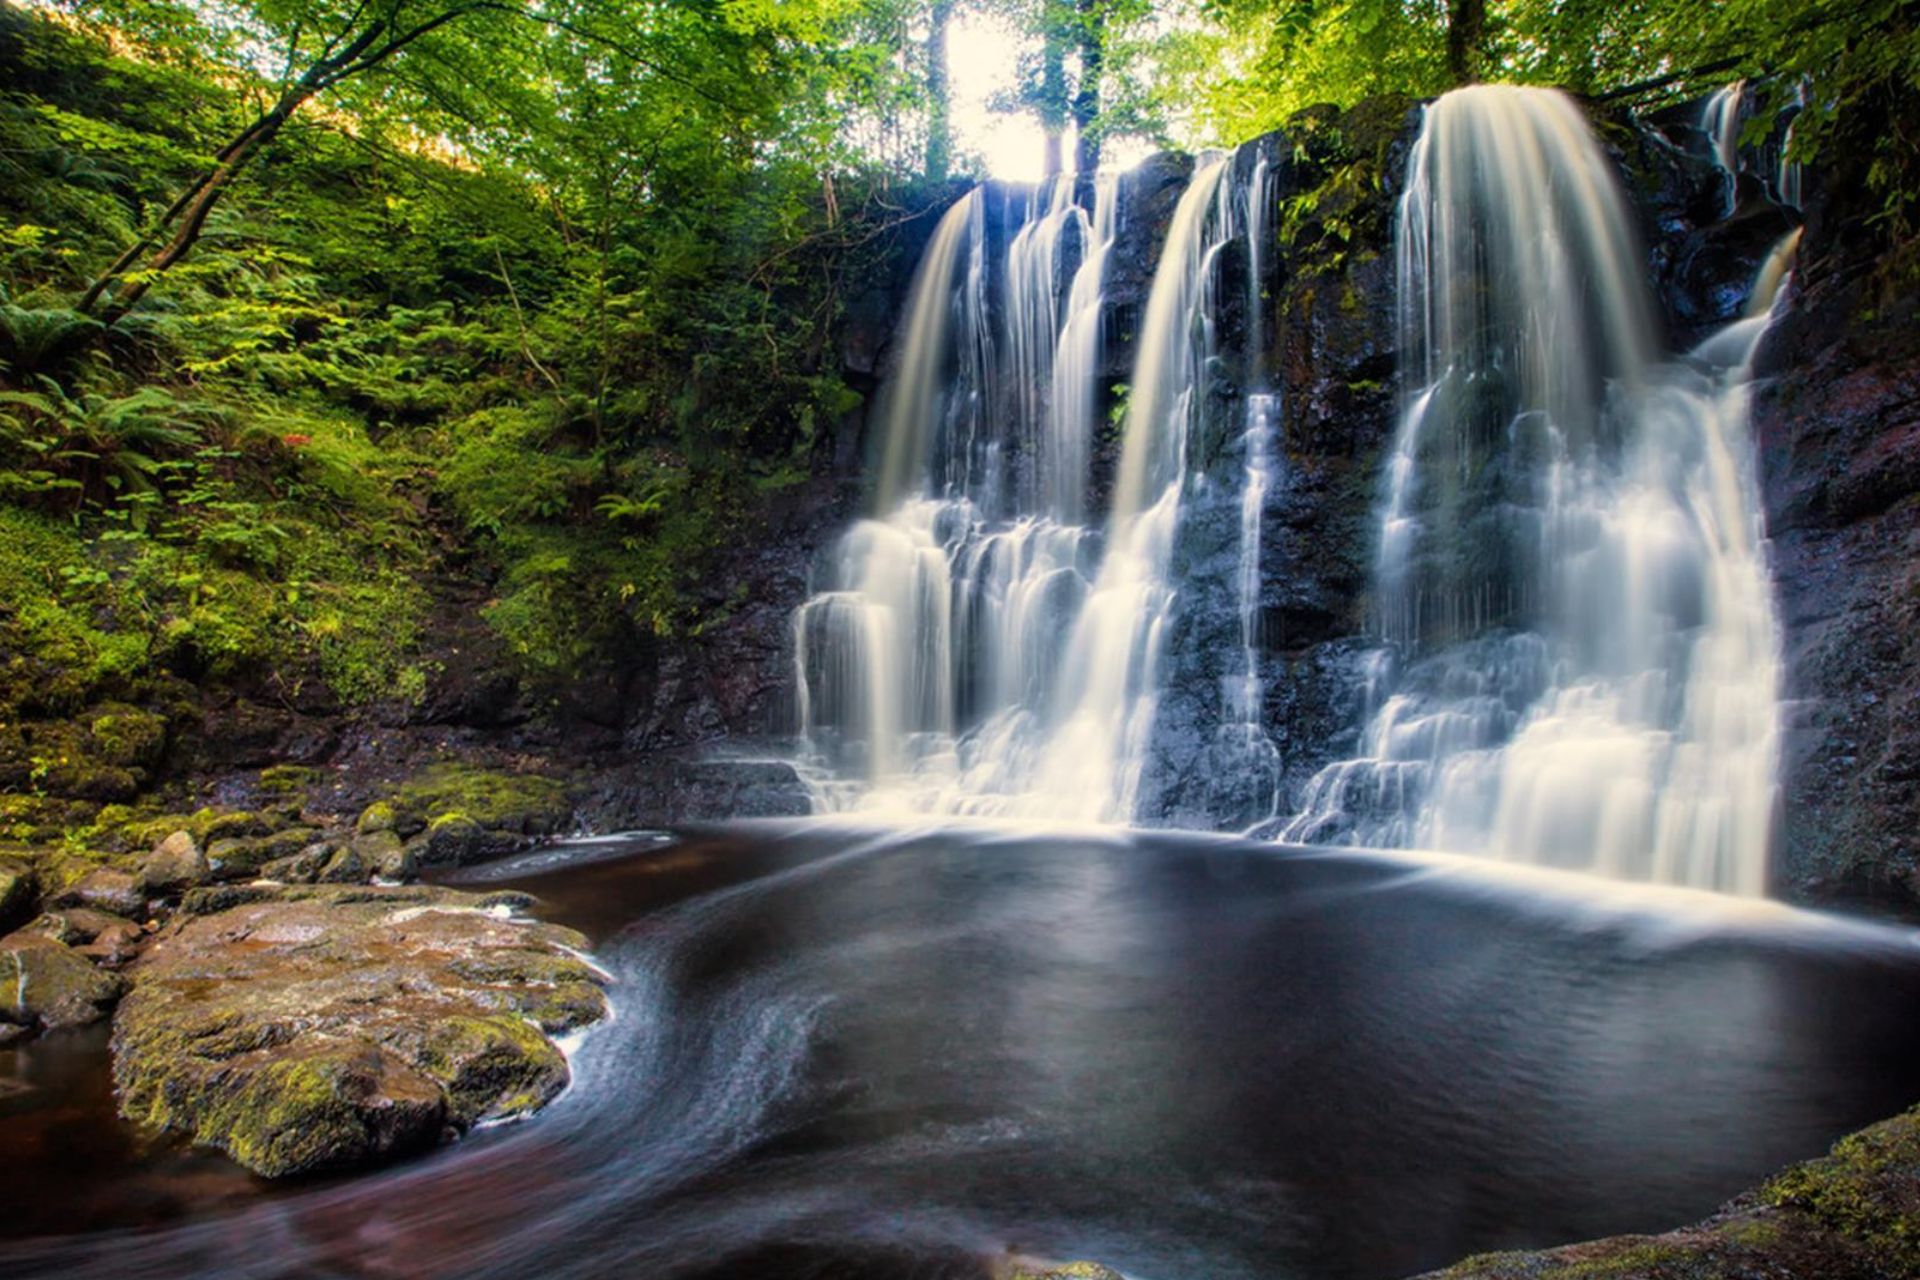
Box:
(1703, 80, 1747, 213)
(1016, 155, 1237, 821)
(1280, 86, 1790, 895)
(1703, 78, 1805, 211)
(794, 165, 1160, 816)
(795, 149, 1259, 819)
(1220, 155, 1283, 827)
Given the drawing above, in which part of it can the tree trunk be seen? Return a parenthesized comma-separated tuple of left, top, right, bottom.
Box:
(1039, 2, 1069, 177)
(1070, 0, 1103, 172)
(1446, 0, 1486, 85)
(926, 0, 955, 183)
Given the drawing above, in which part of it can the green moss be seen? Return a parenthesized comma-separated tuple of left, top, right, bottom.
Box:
(356, 801, 397, 834)
(84, 704, 167, 767)
(388, 763, 572, 834)
(1762, 1108, 1920, 1271)
(413, 1014, 566, 1125)
(257, 764, 322, 796)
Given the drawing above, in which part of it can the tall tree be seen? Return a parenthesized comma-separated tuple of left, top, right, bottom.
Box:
(1446, 0, 1486, 84)
(1069, 0, 1104, 170)
(925, 0, 955, 181)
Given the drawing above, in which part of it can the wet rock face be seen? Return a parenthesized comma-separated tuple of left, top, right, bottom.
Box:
(1752, 233, 1920, 907)
(113, 884, 610, 1178)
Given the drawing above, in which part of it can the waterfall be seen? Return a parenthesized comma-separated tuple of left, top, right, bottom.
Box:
(1702, 78, 1805, 210)
(1020, 154, 1237, 821)
(1702, 80, 1747, 213)
(1218, 155, 1283, 828)
(1280, 85, 1789, 896)
(794, 170, 1130, 815)
(794, 148, 1257, 821)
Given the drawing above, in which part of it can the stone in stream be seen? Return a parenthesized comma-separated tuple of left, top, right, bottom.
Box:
(112, 883, 610, 1178)
(30, 905, 132, 946)
(0, 931, 127, 1030)
(139, 830, 209, 896)
(53, 867, 146, 918)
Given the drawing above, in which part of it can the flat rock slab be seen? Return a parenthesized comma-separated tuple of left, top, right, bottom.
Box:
(113, 884, 610, 1178)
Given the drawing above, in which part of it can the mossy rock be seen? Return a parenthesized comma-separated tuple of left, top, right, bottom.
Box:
(350, 829, 413, 880)
(83, 704, 168, 769)
(113, 884, 608, 1177)
(410, 1014, 569, 1126)
(1427, 1107, 1920, 1278)
(388, 764, 572, 838)
(421, 812, 486, 866)
(1008, 1265, 1125, 1280)
(256, 764, 323, 797)
(126, 1038, 447, 1179)
(356, 801, 398, 835)
(0, 931, 126, 1030)
(205, 828, 325, 880)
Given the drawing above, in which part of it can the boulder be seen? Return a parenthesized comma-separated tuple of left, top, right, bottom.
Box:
(140, 830, 209, 897)
(316, 843, 367, 884)
(1424, 1105, 1920, 1279)
(31, 906, 133, 945)
(0, 931, 126, 1030)
(206, 828, 325, 881)
(355, 801, 397, 836)
(261, 842, 334, 884)
(113, 884, 609, 1178)
(422, 814, 486, 866)
(54, 868, 146, 918)
(0, 858, 35, 932)
(79, 920, 145, 968)
(350, 829, 414, 880)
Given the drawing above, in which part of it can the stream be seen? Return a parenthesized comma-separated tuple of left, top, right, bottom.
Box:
(4, 822, 1920, 1279)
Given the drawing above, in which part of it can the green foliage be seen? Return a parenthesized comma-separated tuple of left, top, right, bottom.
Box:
(0, 0, 923, 735)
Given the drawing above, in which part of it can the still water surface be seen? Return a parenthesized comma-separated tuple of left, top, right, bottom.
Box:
(4, 822, 1919, 1279)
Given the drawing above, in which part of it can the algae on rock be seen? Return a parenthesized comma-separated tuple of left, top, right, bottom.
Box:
(113, 883, 609, 1177)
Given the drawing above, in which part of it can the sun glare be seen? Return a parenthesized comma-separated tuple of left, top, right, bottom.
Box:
(947, 9, 1155, 182)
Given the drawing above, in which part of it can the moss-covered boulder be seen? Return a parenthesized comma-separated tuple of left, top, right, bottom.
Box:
(113, 883, 609, 1178)
(1005, 1264, 1125, 1280)
(1427, 1106, 1920, 1279)
(205, 827, 324, 880)
(422, 812, 487, 866)
(350, 828, 413, 880)
(0, 931, 126, 1030)
(389, 764, 573, 840)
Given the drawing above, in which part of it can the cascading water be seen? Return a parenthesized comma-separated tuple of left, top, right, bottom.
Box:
(794, 151, 1250, 821)
(1217, 154, 1283, 828)
(1280, 85, 1790, 896)
(1017, 154, 1237, 821)
(1702, 80, 1748, 212)
(1702, 78, 1805, 211)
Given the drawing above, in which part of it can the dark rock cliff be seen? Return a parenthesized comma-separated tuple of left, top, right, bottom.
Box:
(1751, 133, 1920, 910)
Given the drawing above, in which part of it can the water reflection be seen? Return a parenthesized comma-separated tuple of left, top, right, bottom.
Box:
(2, 823, 1919, 1279)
